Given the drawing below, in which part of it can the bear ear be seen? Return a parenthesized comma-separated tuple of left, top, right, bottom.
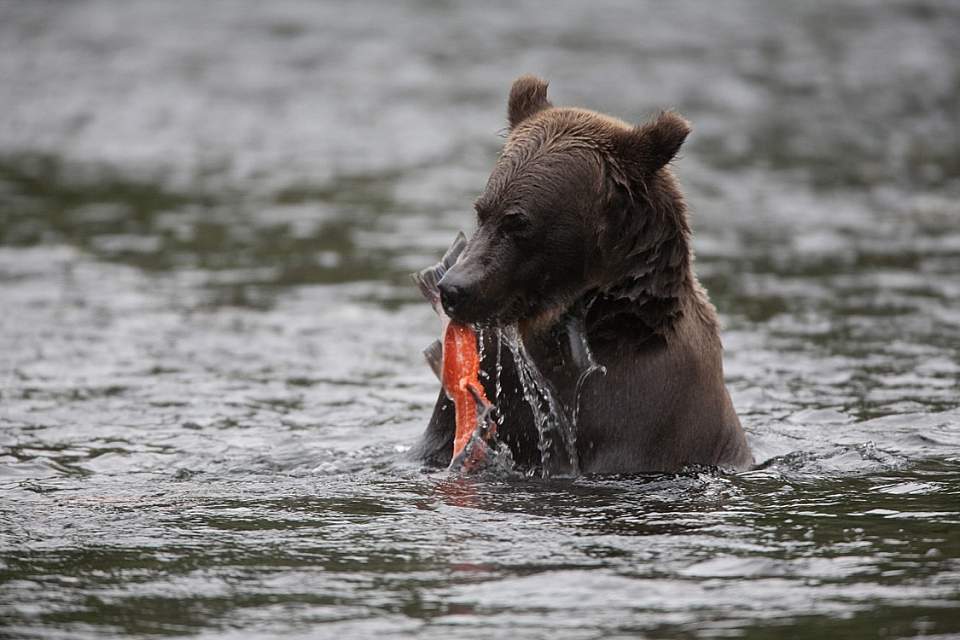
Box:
(615, 111, 691, 175)
(508, 74, 552, 129)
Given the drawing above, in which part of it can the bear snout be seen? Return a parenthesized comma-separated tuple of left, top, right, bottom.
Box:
(437, 271, 471, 319)
(437, 264, 500, 323)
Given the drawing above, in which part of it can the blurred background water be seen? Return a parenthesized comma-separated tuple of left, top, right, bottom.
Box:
(1, 1, 959, 638)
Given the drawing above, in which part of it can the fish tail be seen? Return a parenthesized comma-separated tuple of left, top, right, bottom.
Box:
(411, 231, 467, 307)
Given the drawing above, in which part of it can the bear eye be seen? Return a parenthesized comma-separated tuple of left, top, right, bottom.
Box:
(500, 209, 531, 233)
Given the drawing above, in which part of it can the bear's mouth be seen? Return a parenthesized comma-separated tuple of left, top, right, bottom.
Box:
(465, 295, 521, 327)
(477, 293, 569, 334)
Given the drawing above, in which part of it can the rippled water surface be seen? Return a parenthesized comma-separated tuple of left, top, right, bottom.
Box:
(2, 2, 960, 638)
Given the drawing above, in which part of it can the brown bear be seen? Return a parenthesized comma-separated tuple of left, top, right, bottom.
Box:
(413, 75, 753, 474)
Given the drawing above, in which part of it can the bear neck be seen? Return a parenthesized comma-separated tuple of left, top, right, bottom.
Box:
(586, 170, 701, 340)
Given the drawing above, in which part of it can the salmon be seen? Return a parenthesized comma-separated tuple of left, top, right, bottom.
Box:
(442, 321, 495, 464)
(414, 233, 497, 470)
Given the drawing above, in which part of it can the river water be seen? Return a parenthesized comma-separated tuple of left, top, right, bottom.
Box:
(2, 2, 959, 638)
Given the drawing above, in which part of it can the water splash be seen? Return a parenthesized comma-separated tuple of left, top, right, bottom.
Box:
(563, 310, 607, 428)
(493, 327, 505, 433)
(484, 308, 606, 477)
(477, 326, 488, 383)
(501, 324, 579, 476)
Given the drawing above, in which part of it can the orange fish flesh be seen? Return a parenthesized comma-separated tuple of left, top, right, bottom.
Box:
(442, 321, 495, 463)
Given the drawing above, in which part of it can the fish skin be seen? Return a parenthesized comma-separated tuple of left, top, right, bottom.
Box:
(413, 231, 466, 316)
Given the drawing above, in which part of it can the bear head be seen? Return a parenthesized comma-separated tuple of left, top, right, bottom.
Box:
(438, 75, 692, 329)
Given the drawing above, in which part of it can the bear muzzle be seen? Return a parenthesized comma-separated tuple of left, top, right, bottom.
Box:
(437, 263, 504, 324)
(437, 273, 468, 319)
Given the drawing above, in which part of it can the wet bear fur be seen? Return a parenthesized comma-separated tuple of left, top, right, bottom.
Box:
(412, 75, 753, 474)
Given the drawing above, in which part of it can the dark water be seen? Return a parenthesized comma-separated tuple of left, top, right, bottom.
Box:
(2, 1, 960, 638)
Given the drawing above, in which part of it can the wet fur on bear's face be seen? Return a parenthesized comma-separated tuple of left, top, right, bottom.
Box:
(438, 75, 691, 327)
